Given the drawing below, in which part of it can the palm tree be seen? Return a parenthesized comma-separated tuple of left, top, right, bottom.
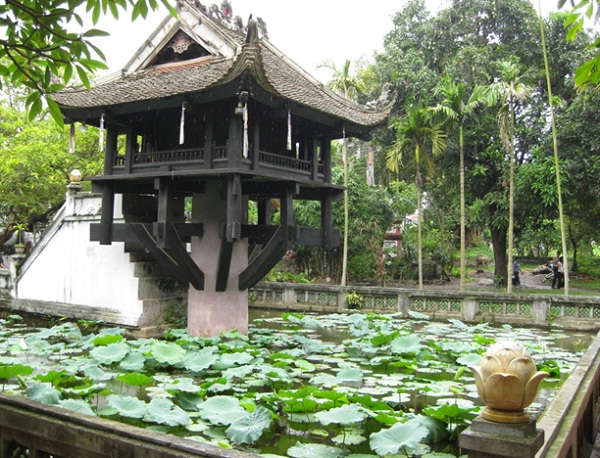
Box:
(434, 76, 486, 291)
(319, 59, 366, 286)
(386, 103, 446, 289)
(484, 61, 532, 293)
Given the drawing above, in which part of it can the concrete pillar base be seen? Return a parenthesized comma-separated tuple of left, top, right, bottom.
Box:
(188, 183, 248, 337)
(459, 416, 544, 458)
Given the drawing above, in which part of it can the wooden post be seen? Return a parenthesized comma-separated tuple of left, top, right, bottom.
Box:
(204, 108, 213, 169)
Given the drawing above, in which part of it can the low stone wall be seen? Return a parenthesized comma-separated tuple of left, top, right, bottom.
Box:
(0, 393, 258, 458)
(250, 282, 600, 331)
(536, 330, 600, 457)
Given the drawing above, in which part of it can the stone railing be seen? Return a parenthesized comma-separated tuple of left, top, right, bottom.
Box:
(250, 282, 600, 330)
(0, 393, 258, 458)
(536, 330, 600, 457)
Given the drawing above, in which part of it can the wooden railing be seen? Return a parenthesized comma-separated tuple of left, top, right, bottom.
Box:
(110, 146, 324, 180)
(0, 393, 258, 458)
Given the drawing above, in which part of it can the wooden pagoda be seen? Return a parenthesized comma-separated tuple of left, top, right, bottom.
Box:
(52, 0, 391, 335)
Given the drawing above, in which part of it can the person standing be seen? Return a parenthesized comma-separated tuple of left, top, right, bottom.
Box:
(551, 256, 559, 289)
(512, 259, 521, 286)
(557, 256, 565, 289)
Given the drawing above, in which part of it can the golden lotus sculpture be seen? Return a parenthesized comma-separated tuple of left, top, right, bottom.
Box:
(469, 341, 549, 423)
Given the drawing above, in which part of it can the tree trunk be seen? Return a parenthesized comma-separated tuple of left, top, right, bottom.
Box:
(491, 225, 507, 287)
(459, 125, 466, 292)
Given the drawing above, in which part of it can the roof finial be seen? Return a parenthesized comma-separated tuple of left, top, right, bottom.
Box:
(245, 14, 258, 45)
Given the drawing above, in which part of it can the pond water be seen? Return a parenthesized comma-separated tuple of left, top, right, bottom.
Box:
(0, 310, 593, 458)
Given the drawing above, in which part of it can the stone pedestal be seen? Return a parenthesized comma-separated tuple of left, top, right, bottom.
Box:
(459, 416, 544, 458)
(187, 182, 248, 337)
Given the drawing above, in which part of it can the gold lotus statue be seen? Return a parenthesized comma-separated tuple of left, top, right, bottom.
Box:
(469, 341, 549, 423)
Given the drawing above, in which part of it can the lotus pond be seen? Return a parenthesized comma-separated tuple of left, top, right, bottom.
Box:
(0, 310, 592, 458)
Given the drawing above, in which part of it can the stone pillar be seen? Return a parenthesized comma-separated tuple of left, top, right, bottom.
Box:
(459, 416, 544, 458)
(187, 181, 248, 337)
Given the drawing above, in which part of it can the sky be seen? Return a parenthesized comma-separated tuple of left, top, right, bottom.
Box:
(92, 0, 563, 83)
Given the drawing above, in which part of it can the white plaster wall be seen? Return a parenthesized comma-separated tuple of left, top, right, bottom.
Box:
(15, 192, 143, 325)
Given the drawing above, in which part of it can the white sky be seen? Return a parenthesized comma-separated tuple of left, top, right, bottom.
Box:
(92, 0, 562, 83)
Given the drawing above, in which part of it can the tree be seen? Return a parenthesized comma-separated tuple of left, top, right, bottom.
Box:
(559, 0, 600, 85)
(386, 103, 446, 289)
(0, 103, 102, 247)
(0, 0, 175, 124)
(434, 76, 486, 291)
(319, 59, 366, 287)
(484, 61, 532, 292)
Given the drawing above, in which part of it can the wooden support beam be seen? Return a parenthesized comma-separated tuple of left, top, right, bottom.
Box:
(216, 234, 234, 292)
(238, 226, 289, 291)
(99, 184, 114, 245)
(129, 223, 204, 290)
(155, 178, 174, 249)
(91, 223, 203, 244)
(225, 175, 242, 241)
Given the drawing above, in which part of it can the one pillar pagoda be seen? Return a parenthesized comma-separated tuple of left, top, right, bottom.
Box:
(52, 0, 391, 336)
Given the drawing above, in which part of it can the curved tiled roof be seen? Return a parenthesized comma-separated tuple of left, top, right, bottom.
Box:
(52, 13, 390, 129)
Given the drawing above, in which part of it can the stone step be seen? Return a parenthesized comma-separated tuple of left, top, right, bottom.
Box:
(137, 277, 187, 300)
(133, 260, 180, 279)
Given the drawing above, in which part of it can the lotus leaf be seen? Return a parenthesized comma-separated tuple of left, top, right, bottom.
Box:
(25, 383, 61, 404)
(309, 373, 339, 387)
(315, 404, 366, 426)
(226, 405, 272, 443)
(369, 421, 429, 456)
(216, 352, 254, 368)
(198, 395, 246, 425)
(84, 365, 113, 381)
(184, 350, 218, 372)
(107, 394, 146, 418)
(58, 399, 97, 416)
(90, 342, 129, 364)
(92, 334, 124, 346)
(0, 363, 33, 381)
(390, 335, 422, 355)
(287, 442, 346, 458)
(119, 351, 146, 371)
(117, 372, 154, 387)
(332, 430, 366, 445)
(163, 377, 200, 393)
(151, 342, 186, 365)
(337, 367, 363, 384)
(144, 397, 190, 426)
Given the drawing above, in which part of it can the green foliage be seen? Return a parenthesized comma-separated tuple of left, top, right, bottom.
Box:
(0, 0, 176, 124)
(345, 291, 365, 309)
(0, 312, 587, 455)
(0, 103, 103, 245)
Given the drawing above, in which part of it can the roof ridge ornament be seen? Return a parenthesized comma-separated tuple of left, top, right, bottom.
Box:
(245, 14, 259, 45)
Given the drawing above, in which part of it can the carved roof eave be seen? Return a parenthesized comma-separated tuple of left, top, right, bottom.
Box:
(214, 41, 391, 137)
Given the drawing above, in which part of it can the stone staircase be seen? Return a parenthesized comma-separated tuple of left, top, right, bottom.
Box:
(126, 243, 188, 329)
